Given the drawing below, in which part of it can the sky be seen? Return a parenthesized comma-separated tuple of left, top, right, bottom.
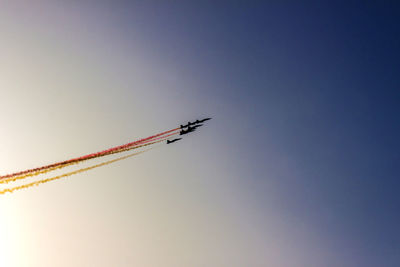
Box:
(0, 1, 399, 266)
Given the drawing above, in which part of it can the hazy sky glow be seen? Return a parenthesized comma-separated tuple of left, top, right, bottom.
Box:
(0, 1, 399, 267)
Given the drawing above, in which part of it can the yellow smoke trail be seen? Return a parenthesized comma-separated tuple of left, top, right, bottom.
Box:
(0, 128, 180, 180)
(0, 146, 156, 195)
(0, 140, 163, 185)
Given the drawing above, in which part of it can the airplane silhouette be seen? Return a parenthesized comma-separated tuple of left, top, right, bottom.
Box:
(180, 126, 196, 135)
(180, 118, 210, 129)
(167, 138, 182, 144)
(195, 118, 212, 124)
(180, 121, 196, 129)
(179, 124, 203, 135)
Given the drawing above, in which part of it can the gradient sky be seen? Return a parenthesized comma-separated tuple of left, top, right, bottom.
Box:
(0, 1, 399, 267)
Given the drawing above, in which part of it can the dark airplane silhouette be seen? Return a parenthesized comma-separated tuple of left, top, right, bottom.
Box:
(179, 124, 203, 135)
(180, 121, 196, 129)
(180, 126, 196, 135)
(195, 118, 212, 124)
(181, 119, 210, 129)
(167, 138, 182, 144)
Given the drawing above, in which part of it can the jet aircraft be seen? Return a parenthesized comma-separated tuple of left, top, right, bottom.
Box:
(195, 118, 212, 124)
(180, 126, 196, 135)
(167, 138, 182, 144)
(180, 121, 196, 129)
(179, 124, 203, 135)
(193, 124, 203, 129)
(180, 118, 210, 129)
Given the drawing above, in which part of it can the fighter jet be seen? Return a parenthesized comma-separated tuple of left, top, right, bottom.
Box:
(167, 138, 182, 144)
(180, 125, 196, 135)
(179, 124, 203, 135)
(180, 121, 196, 129)
(194, 118, 212, 124)
(180, 123, 189, 129)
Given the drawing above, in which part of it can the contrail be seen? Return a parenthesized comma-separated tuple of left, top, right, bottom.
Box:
(0, 146, 157, 195)
(0, 138, 169, 185)
(0, 118, 209, 194)
(0, 128, 179, 180)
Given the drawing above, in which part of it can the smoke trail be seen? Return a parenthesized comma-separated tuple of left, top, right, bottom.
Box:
(0, 139, 166, 185)
(0, 128, 179, 180)
(0, 131, 179, 185)
(0, 147, 156, 195)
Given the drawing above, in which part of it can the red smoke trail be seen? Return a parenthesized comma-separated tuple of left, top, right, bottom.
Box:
(0, 136, 173, 185)
(0, 146, 159, 195)
(0, 127, 179, 180)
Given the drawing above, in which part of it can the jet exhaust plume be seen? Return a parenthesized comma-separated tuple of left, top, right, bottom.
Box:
(0, 147, 155, 195)
(0, 139, 169, 185)
(0, 128, 179, 180)
(0, 119, 210, 194)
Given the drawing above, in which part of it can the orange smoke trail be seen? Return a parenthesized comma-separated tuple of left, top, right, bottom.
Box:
(0, 128, 180, 180)
(0, 146, 159, 195)
(0, 139, 164, 185)
(0, 132, 179, 185)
